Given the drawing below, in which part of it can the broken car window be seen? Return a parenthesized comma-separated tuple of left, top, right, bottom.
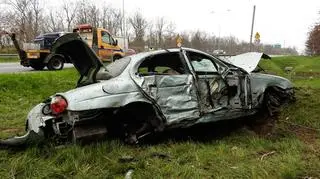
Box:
(138, 52, 186, 76)
(187, 52, 218, 74)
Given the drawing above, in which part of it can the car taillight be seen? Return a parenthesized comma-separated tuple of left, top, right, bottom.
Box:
(50, 96, 68, 115)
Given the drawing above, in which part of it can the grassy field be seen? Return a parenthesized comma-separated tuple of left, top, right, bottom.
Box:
(0, 56, 319, 178)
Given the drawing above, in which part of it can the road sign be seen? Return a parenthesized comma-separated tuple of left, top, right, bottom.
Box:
(176, 35, 183, 47)
(255, 32, 260, 40)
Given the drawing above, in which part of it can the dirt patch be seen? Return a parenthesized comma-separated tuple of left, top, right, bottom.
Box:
(280, 121, 319, 144)
(0, 127, 23, 134)
(294, 72, 320, 79)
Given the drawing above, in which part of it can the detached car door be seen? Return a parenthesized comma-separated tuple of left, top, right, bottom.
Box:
(136, 51, 200, 126)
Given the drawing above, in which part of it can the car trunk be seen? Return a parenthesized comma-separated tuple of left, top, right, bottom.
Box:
(51, 33, 104, 86)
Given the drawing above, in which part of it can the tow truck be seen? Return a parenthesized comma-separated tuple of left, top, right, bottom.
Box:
(6, 32, 68, 70)
(5, 24, 126, 70)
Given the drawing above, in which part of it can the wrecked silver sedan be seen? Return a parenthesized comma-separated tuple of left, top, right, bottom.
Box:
(0, 33, 294, 146)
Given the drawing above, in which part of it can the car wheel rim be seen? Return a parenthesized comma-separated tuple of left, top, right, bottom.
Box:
(52, 59, 62, 69)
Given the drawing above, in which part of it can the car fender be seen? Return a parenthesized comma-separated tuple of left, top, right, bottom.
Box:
(250, 73, 293, 107)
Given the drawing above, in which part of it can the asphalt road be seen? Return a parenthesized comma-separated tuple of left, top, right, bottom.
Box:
(0, 63, 74, 73)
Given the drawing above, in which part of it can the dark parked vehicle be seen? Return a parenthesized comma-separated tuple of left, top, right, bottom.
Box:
(0, 33, 294, 146)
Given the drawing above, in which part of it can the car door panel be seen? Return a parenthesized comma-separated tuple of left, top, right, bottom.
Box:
(141, 74, 200, 125)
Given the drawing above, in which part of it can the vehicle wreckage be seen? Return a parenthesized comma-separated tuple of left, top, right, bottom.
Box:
(0, 33, 294, 147)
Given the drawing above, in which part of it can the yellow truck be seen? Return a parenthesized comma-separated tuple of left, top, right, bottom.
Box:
(73, 24, 125, 62)
(7, 24, 125, 70)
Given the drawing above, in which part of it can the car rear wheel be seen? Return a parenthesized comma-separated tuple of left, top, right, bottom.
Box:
(47, 56, 64, 70)
(115, 103, 164, 144)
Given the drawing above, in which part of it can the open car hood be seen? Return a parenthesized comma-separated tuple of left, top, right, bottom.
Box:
(51, 33, 103, 85)
(224, 52, 271, 73)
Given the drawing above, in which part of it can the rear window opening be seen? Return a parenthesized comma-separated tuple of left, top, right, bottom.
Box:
(137, 52, 187, 76)
(96, 57, 131, 80)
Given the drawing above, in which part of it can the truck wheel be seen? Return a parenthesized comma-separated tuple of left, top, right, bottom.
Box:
(113, 55, 122, 62)
(47, 56, 64, 70)
(30, 63, 45, 70)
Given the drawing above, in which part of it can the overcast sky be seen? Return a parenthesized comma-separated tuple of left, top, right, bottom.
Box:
(46, 0, 319, 53)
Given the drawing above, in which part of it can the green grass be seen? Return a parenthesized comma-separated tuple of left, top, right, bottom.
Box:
(0, 57, 19, 63)
(0, 69, 78, 138)
(0, 56, 320, 178)
(260, 56, 320, 74)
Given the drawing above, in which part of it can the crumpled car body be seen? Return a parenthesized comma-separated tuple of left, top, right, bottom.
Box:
(0, 33, 294, 146)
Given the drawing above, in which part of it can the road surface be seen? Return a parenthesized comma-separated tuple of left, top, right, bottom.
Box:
(0, 63, 74, 74)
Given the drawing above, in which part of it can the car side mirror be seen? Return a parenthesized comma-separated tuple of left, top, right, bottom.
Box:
(114, 39, 118, 46)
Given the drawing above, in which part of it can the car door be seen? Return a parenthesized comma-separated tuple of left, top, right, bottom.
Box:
(185, 50, 252, 115)
(137, 51, 200, 126)
(185, 50, 230, 113)
(98, 30, 114, 60)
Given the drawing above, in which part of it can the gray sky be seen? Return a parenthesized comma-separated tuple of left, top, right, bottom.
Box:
(48, 0, 320, 53)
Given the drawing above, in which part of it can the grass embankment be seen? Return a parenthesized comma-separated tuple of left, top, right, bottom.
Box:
(0, 57, 19, 63)
(0, 47, 17, 54)
(0, 57, 319, 178)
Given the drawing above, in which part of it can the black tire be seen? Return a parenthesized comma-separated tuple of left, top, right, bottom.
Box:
(47, 56, 64, 70)
(247, 88, 282, 135)
(30, 63, 45, 70)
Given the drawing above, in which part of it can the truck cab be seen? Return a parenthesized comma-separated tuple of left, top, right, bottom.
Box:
(73, 24, 125, 62)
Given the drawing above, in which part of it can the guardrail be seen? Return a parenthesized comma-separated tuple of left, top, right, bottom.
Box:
(0, 54, 18, 57)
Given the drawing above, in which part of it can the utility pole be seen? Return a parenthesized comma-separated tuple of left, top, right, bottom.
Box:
(122, 0, 126, 52)
(249, 5, 256, 52)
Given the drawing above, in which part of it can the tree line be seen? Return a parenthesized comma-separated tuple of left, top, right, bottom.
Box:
(306, 14, 320, 56)
(0, 0, 298, 55)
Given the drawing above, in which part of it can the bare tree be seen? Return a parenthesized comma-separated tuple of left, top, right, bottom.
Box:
(62, 1, 77, 31)
(101, 6, 122, 36)
(75, 0, 89, 25)
(163, 21, 176, 48)
(129, 11, 148, 50)
(43, 10, 64, 32)
(5, 0, 44, 42)
(87, 4, 100, 27)
(155, 17, 166, 47)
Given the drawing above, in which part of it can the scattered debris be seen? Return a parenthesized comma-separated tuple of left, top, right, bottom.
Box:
(124, 169, 134, 179)
(284, 66, 293, 73)
(260, 151, 276, 161)
(119, 155, 135, 163)
(149, 152, 171, 159)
